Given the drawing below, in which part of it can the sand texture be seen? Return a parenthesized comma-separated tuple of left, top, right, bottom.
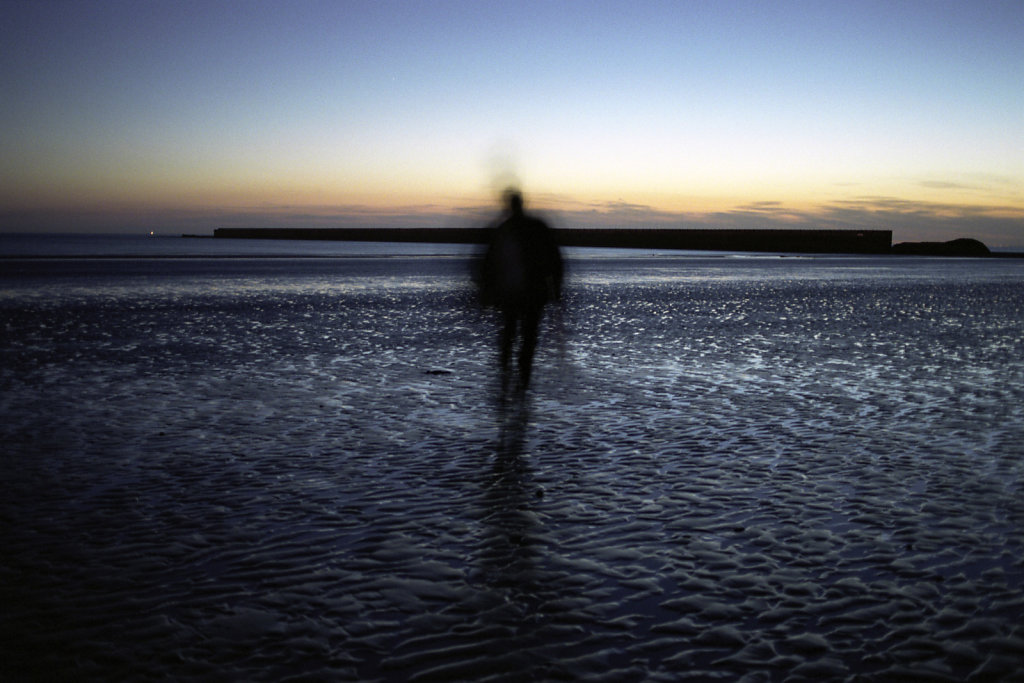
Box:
(2, 256, 1023, 680)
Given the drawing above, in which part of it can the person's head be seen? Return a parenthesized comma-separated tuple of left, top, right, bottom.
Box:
(503, 188, 524, 216)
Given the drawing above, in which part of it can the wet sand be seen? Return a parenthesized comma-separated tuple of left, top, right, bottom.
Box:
(2, 257, 1023, 680)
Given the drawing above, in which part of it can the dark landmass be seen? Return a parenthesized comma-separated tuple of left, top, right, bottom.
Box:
(891, 238, 991, 257)
(211, 227, 893, 254)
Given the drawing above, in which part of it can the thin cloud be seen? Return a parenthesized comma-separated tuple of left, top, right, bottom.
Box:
(827, 195, 1024, 217)
(729, 201, 797, 218)
(920, 180, 975, 190)
(735, 201, 784, 211)
(593, 200, 658, 214)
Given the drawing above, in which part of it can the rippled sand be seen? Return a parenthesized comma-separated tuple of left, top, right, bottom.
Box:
(2, 256, 1023, 680)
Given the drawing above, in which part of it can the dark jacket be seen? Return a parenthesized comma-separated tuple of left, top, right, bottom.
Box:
(477, 212, 563, 310)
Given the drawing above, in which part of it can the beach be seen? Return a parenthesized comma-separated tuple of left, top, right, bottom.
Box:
(2, 246, 1023, 680)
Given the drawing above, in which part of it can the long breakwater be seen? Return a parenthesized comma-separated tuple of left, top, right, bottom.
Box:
(212, 227, 894, 255)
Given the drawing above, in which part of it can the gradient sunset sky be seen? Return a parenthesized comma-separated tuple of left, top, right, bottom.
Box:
(2, 0, 1022, 245)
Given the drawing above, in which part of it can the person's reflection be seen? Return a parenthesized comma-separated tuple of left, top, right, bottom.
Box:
(477, 435, 542, 607)
(475, 188, 564, 410)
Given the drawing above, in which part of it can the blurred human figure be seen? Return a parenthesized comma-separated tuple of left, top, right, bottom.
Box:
(476, 189, 564, 407)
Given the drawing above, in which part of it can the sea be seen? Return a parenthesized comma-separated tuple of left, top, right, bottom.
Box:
(2, 232, 1023, 680)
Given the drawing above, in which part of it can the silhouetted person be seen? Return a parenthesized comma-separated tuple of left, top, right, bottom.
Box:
(476, 189, 563, 406)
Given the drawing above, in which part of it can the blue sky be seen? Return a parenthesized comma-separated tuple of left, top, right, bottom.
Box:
(1, 0, 1022, 245)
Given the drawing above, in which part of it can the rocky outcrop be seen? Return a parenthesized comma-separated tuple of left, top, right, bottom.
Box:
(891, 238, 990, 256)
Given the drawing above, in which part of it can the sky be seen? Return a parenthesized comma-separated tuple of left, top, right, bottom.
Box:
(1, 0, 1022, 246)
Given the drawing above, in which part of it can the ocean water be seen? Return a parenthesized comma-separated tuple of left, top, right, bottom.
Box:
(2, 234, 1023, 680)
(0, 232, 480, 258)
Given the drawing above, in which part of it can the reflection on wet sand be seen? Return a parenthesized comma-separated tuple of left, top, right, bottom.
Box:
(479, 415, 542, 597)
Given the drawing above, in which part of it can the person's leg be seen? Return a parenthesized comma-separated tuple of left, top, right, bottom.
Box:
(518, 306, 542, 393)
(499, 307, 519, 401)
